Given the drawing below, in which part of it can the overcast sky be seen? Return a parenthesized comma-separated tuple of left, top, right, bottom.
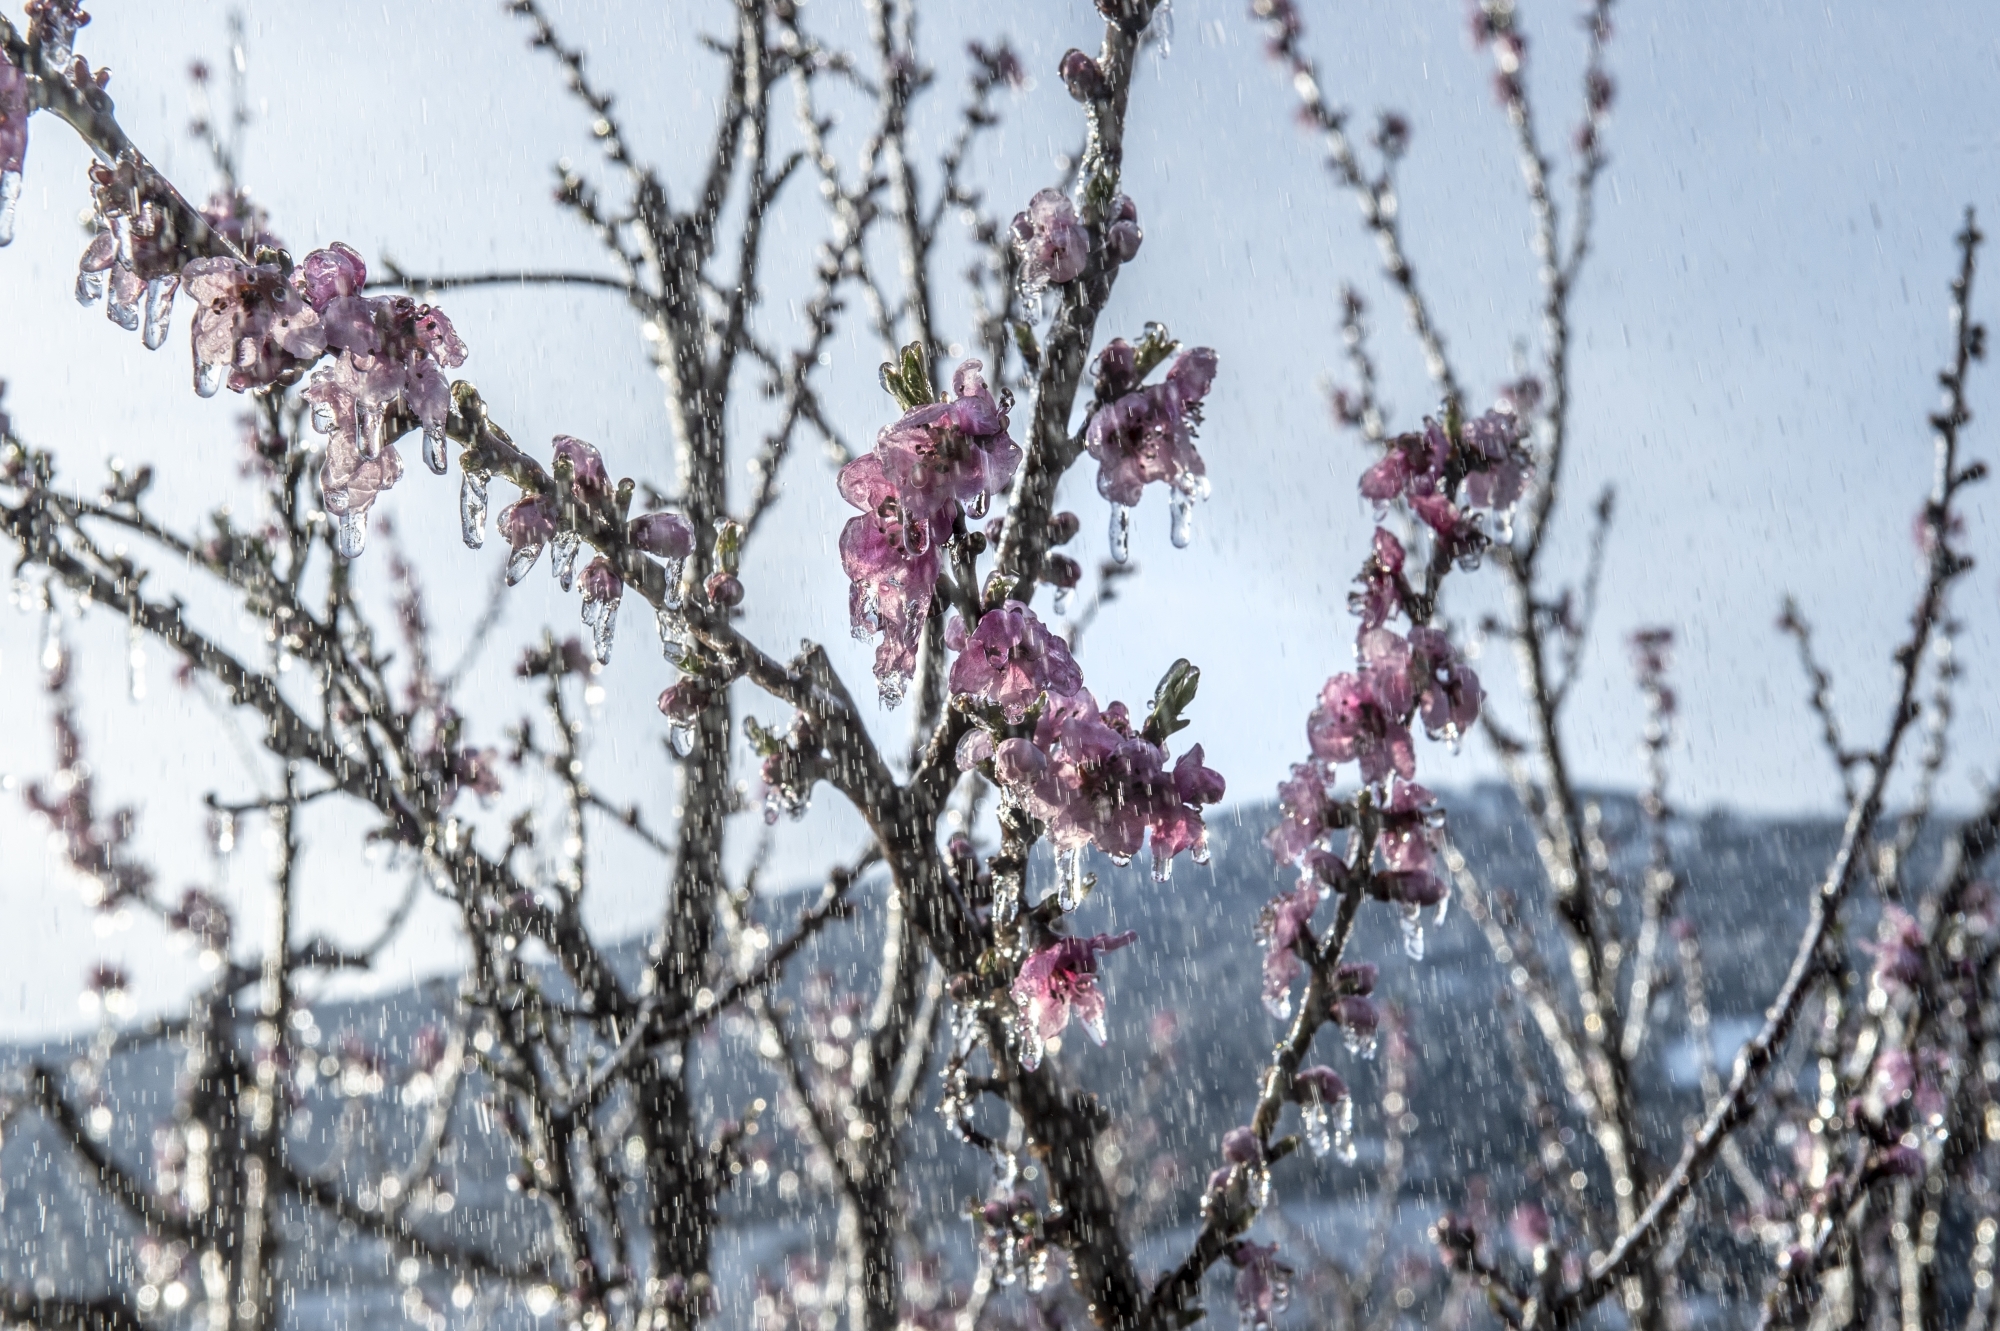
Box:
(1, 0, 1997, 1037)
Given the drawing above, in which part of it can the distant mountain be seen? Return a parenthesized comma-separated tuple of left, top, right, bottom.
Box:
(0, 787, 1937, 1327)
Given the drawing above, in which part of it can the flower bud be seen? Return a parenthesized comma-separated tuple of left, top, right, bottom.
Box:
(704, 571, 744, 607)
(1059, 49, 1108, 102)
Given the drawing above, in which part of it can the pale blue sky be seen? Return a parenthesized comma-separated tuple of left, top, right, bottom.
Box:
(1, 0, 1997, 1034)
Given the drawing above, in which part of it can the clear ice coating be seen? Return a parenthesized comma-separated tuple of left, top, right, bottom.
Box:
(335, 509, 369, 559)
(422, 424, 449, 476)
(140, 275, 178, 351)
(1400, 901, 1426, 961)
(551, 531, 581, 591)
(0, 170, 21, 247)
(1344, 1026, 1379, 1061)
(655, 606, 691, 661)
(194, 357, 226, 399)
(1052, 585, 1073, 616)
(660, 556, 686, 612)
(668, 720, 696, 758)
(1108, 503, 1132, 565)
(504, 537, 543, 585)
(459, 471, 489, 549)
(106, 276, 142, 332)
(1169, 485, 1196, 548)
(76, 265, 107, 307)
(1055, 846, 1090, 911)
(1301, 1093, 1355, 1163)
(583, 592, 620, 665)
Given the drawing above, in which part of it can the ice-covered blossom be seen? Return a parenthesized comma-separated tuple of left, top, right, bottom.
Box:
(1059, 48, 1108, 101)
(1307, 629, 1416, 785)
(577, 557, 623, 664)
(290, 244, 466, 552)
(497, 495, 556, 584)
(181, 256, 325, 394)
(1108, 194, 1143, 262)
(1407, 626, 1482, 740)
(838, 453, 946, 705)
(552, 433, 611, 504)
(1257, 880, 1319, 1017)
(1351, 527, 1407, 628)
(1085, 344, 1218, 507)
(873, 360, 1021, 526)
(1228, 1241, 1291, 1331)
(1266, 763, 1333, 863)
(1011, 187, 1088, 294)
(77, 155, 187, 346)
(945, 600, 1082, 721)
(977, 688, 1224, 876)
(629, 510, 694, 559)
(1010, 931, 1137, 1069)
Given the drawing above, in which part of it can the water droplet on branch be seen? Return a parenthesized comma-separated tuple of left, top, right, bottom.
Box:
(1169, 486, 1196, 548)
(0, 171, 22, 248)
(551, 532, 581, 591)
(422, 424, 448, 477)
(1108, 504, 1132, 565)
(336, 510, 369, 559)
(141, 276, 179, 351)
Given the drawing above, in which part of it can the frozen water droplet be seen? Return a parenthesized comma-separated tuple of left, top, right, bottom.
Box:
(75, 265, 107, 307)
(1053, 585, 1073, 615)
(0, 171, 21, 247)
(668, 720, 696, 758)
(660, 556, 686, 612)
(141, 275, 178, 351)
(877, 672, 908, 708)
(1301, 1099, 1331, 1159)
(106, 275, 142, 331)
(422, 424, 448, 476)
(583, 592, 620, 665)
(1023, 289, 1045, 322)
(968, 490, 989, 520)
(1401, 901, 1426, 961)
(193, 357, 225, 399)
(1345, 1028, 1379, 1061)
(1333, 1097, 1356, 1164)
(656, 607, 691, 662)
(459, 472, 488, 549)
(1056, 847, 1091, 911)
(1108, 504, 1132, 564)
(1192, 839, 1211, 866)
(551, 531, 581, 591)
(1155, 0, 1175, 58)
(335, 509, 369, 559)
(126, 622, 146, 701)
(109, 215, 134, 270)
(1152, 849, 1174, 883)
(1169, 486, 1195, 548)
(505, 537, 544, 585)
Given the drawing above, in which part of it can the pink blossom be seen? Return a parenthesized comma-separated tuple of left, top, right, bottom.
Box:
(1351, 526, 1407, 628)
(1228, 1242, 1291, 1330)
(1221, 1126, 1264, 1165)
(296, 242, 367, 308)
(1010, 187, 1088, 293)
(1267, 762, 1333, 864)
(1010, 931, 1138, 1068)
(1009, 688, 1223, 874)
(1108, 193, 1143, 262)
(1085, 347, 1218, 507)
(552, 434, 612, 505)
(837, 453, 946, 705)
(1359, 421, 1447, 507)
(629, 510, 695, 559)
(1307, 631, 1417, 786)
(181, 256, 326, 394)
(873, 360, 1021, 526)
(1292, 1065, 1348, 1106)
(945, 600, 1083, 721)
(1258, 880, 1320, 1017)
(578, 557, 623, 663)
(497, 494, 557, 583)
(992, 736, 1050, 788)
(1461, 407, 1528, 510)
(656, 680, 717, 722)
(1059, 49, 1108, 101)
(1411, 490, 1487, 567)
(1407, 626, 1483, 739)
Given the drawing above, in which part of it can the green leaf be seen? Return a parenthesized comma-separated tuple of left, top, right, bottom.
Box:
(877, 340, 936, 412)
(1143, 657, 1201, 744)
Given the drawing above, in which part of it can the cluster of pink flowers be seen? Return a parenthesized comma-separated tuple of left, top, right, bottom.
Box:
(955, 613, 1225, 880)
(1360, 403, 1531, 566)
(840, 360, 1020, 703)
(1085, 340, 1218, 515)
(75, 155, 188, 348)
(1009, 930, 1137, 1070)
